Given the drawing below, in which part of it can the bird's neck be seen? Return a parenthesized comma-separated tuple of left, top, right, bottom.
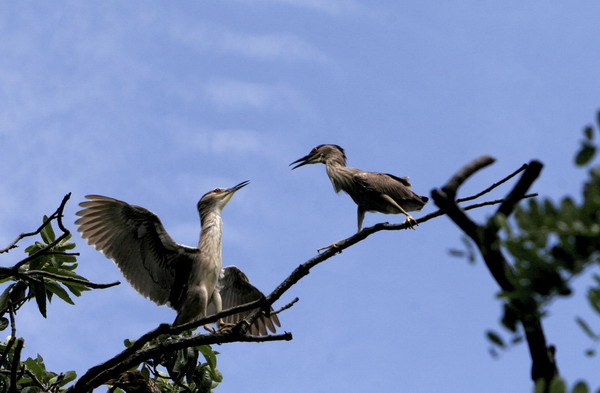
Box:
(199, 210, 223, 267)
(325, 160, 355, 193)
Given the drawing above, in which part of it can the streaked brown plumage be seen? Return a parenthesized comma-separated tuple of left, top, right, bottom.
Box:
(291, 144, 428, 231)
(75, 181, 280, 335)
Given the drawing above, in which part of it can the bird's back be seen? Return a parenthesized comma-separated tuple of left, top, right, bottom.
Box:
(351, 170, 428, 214)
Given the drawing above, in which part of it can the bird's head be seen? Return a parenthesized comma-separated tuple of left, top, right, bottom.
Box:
(289, 144, 346, 169)
(197, 180, 249, 215)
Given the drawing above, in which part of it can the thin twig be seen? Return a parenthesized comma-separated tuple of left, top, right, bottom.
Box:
(1, 215, 59, 254)
(13, 193, 72, 270)
(457, 163, 529, 203)
(23, 369, 48, 390)
(273, 297, 299, 316)
(24, 270, 120, 289)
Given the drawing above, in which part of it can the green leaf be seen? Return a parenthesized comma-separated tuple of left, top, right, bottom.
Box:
(45, 281, 75, 305)
(585, 126, 594, 140)
(32, 280, 47, 318)
(141, 365, 150, 380)
(29, 255, 47, 271)
(25, 242, 46, 256)
(575, 317, 597, 339)
(24, 356, 46, 383)
(572, 381, 589, 393)
(43, 267, 87, 280)
(533, 378, 546, 393)
(0, 317, 9, 331)
(585, 349, 595, 357)
(40, 217, 56, 244)
(576, 143, 596, 166)
(10, 281, 28, 304)
(209, 367, 223, 383)
(60, 370, 77, 386)
(549, 377, 567, 393)
(52, 254, 78, 264)
(486, 330, 505, 348)
(64, 283, 83, 297)
(198, 345, 217, 370)
(588, 288, 600, 314)
(0, 284, 14, 312)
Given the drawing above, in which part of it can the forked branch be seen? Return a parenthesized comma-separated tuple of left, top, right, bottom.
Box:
(431, 156, 556, 385)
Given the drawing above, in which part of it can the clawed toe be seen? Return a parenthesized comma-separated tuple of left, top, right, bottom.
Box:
(317, 242, 339, 253)
(403, 216, 418, 230)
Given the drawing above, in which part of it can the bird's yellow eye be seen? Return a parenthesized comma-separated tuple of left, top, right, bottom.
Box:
(213, 188, 222, 193)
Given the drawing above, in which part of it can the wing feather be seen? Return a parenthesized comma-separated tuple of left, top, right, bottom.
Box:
(76, 195, 194, 306)
(353, 171, 427, 208)
(218, 266, 281, 336)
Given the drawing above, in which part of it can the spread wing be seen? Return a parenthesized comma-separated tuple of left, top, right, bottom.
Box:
(75, 195, 196, 306)
(218, 266, 281, 336)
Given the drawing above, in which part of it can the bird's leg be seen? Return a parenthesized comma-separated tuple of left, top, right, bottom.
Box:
(381, 195, 418, 229)
(357, 206, 365, 232)
(210, 291, 232, 332)
(317, 207, 366, 252)
(206, 292, 237, 333)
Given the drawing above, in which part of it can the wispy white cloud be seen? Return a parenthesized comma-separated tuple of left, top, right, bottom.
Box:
(203, 78, 311, 113)
(221, 31, 329, 63)
(169, 127, 263, 156)
(229, 0, 367, 17)
(168, 24, 328, 64)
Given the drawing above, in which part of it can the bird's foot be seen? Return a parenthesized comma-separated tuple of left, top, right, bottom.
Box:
(217, 322, 237, 332)
(403, 215, 418, 230)
(203, 325, 217, 334)
(317, 242, 339, 253)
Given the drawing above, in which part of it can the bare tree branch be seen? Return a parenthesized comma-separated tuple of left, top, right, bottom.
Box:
(431, 156, 557, 386)
(9, 338, 23, 393)
(1, 193, 70, 255)
(273, 297, 300, 316)
(72, 331, 293, 393)
(441, 155, 496, 200)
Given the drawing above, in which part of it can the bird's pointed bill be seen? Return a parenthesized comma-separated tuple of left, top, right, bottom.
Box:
(226, 180, 250, 194)
(290, 154, 316, 169)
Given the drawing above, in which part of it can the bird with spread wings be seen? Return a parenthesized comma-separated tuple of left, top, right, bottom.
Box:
(75, 181, 280, 336)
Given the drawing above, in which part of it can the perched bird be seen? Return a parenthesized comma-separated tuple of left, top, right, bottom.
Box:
(290, 144, 429, 232)
(75, 181, 280, 335)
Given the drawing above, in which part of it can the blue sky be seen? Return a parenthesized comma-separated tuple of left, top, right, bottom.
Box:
(2, 1, 600, 392)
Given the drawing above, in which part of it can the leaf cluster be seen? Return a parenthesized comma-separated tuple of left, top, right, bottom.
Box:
(534, 376, 599, 393)
(499, 113, 600, 339)
(0, 217, 88, 323)
(116, 337, 223, 393)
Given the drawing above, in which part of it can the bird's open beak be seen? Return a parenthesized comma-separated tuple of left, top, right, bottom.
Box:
(289, 154, 316, 170)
